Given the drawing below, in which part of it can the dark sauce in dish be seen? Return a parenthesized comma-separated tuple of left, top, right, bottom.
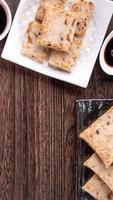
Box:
(104, 37, 113, 67)
(0, 4, 7, 35)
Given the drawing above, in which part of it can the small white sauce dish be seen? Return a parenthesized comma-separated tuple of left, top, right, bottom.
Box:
(99, 30, 113, 75)
(0, 0, 12, 41)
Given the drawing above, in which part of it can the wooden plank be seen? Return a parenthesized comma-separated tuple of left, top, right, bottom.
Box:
(0, 59, 15, 200)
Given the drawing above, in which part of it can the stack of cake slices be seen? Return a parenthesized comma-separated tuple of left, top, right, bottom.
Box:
(80, 106, 113, 200)
(22, 0, 94, 72)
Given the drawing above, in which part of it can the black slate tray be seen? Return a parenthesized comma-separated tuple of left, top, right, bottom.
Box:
(75, 99, 113, 200)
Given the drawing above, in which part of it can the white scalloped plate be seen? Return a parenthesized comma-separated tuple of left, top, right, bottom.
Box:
(1, 0, 113, 88)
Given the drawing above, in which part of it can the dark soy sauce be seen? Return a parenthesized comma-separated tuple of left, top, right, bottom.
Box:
(104, 37, 113, 67)
(0, 4, 7, 35)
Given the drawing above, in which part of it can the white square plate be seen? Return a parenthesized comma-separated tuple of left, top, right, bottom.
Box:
(1, 0, 113, 88)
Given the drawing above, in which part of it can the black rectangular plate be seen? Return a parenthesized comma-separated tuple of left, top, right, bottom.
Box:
(75, 99, 113, 200)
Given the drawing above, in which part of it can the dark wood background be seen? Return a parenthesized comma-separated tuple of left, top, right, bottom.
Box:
(0, 1, 113, 199)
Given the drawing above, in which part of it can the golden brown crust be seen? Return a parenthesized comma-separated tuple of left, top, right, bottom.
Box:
(35, 5, 45, 24)
(39, 0, 66, 4)
(22, 21, 49, 62)
(75, 0, 94, 36)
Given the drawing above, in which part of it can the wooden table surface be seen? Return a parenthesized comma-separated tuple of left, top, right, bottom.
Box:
(0, 1, 113, 200)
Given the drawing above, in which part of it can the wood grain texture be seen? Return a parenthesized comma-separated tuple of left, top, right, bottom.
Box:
(0, 1, 113, 200)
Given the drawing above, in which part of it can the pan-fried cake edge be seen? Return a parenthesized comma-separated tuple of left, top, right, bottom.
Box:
(82, 174, 113, 200)
(22, 21, 49, 62)
(84, 153, 113, 192)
